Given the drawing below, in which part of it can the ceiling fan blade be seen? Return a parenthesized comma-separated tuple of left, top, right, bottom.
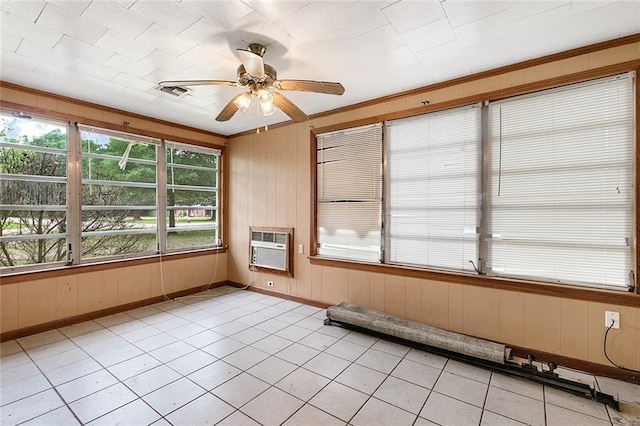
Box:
(216, 94, 243, 122)
(237, 49, 265, 78)
(272, 92, 309, 122)
(159, 80, 238, 87)
(274, 80, 345, 95)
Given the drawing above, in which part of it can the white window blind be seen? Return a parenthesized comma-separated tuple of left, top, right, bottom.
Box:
(316, 123, 383, 262)
(385, 106, 481, 272)
(487, 74, 634, 289)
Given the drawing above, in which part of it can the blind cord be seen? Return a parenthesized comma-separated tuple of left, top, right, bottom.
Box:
(603, 319, 640, 374)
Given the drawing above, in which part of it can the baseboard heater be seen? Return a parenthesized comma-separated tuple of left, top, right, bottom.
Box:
(325, 302, 619, 410)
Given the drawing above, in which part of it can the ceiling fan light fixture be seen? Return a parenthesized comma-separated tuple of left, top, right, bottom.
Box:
(257, 89, 276, 116)
(234, 92, 253, 112)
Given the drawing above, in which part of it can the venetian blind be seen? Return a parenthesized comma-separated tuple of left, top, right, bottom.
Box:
(385, 106, 481, 272)
(316, 123, 383, 262)
(487, 74, 634, 289)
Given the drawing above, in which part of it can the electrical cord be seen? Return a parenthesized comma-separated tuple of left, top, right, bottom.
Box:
(603, 319, 640, 374)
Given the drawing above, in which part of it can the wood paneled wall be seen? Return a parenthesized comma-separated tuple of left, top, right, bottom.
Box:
(227, 37, 640, 370)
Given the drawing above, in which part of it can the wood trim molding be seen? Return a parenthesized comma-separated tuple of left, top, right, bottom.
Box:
(0, 248, 227, 285)
(308, 256, 640, 308)
(310, 60, 640, 137)
(0, 280, 230, 342)
(227, 280, 331, 309)
(0, 81, 228, 142)
(0, 99, 227, 150)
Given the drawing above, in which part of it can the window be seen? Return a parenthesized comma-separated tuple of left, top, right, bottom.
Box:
(385, 106, 481, 272)
(486, 75, 634, 289)
(80, 126, 158, 261)
(316, 123, 383, 262)
(0, 114, 68, 269)
(315, 73, 635, 290)
(0, 115, 223, 274)
(165, 141, 220, 250)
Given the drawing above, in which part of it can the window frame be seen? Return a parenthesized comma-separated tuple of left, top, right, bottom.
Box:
(311, 71, 639, 299)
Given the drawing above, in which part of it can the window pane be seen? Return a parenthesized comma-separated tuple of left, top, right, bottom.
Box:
(385, 106, 481, 272)
(487, 75, 634, 289)
(0, 114, 67, 269)
(80, 128, 158, 260)
(166, 142, 219, 250)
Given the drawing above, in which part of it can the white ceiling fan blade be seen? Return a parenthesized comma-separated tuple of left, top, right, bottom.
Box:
(237, 49, 265, 78)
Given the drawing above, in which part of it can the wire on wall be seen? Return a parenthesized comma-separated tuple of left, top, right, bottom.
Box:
(603, 320, 640, 375)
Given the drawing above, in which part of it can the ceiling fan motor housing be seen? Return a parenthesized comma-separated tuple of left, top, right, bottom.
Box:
(237, 63, 277, 87)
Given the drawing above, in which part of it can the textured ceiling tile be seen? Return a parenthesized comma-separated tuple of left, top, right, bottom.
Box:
(37, 2, 107, 44)
(48, 0, 92, 16)
(1, 10, 63, 48)
(442, 0, 506, 28)
(276, 4, 342, 44)
(415, 40, 465, 69)
(130, 0, 201, 33)
(382, 0, 445, 34)
(243, 0, 309, 22)
(310, 0, 356, 17)
(454, 10, 509, 48)
(425, 57, 470, 83)
(226, 12, 294, 50)
(17, 39, 76, 69)
(111, 72, 157, 92)
(508, 4, 570, 42)
(54, 35, 114, 64)
(81, 1, 152, 39)
(401, 18, 456, 53)
(1, 31, 22, 52)
(461, 36, 514, 74)
(350, 24, 405, 56)
(506, 1, 569, 22)
(563, 1, 633, 48)
(0, 0, 45, 22)
(181, 0, 253, 28)
(328, 2, 389, 39)
(178, 46, 235, 75)
(136, 24, 199, 58)
(140, 49, 192, 76)
(0, 50, 40, 73)
(103, 54, 156, 79)
(70, 59, 121, 81)
(179, 18, 229, 53)
(95, 30, 155, 62)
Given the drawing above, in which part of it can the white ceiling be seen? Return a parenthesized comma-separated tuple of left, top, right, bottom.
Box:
(1, 1, 639, 136)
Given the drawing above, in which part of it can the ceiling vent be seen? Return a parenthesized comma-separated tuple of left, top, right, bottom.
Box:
(155, 85, 189, 98)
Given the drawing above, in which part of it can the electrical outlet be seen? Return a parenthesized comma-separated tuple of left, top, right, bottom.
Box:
(298, 244, 304, 254)
(267, 280, 274, 287)
(605, 311, 620, 329)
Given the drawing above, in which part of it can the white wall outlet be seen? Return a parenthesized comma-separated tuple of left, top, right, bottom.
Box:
(605, 311, 620, 329)
(298, 244, 304, 254)
(267, 280, 274, 287)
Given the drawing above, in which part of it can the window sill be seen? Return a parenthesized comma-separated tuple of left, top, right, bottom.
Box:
(308, 256, 640, 307)
(0, 247, 227, 285)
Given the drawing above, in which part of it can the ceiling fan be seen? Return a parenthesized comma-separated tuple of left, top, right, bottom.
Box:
(158, 43, 345, 123)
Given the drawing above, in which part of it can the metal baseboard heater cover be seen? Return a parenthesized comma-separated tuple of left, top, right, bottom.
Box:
(325, 302, 620, 411)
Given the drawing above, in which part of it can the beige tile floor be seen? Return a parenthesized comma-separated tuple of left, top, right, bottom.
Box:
(1, 286, 639, 425)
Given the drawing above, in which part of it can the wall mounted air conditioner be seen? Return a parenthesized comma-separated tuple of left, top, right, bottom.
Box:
(249, 228, 290, 272)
